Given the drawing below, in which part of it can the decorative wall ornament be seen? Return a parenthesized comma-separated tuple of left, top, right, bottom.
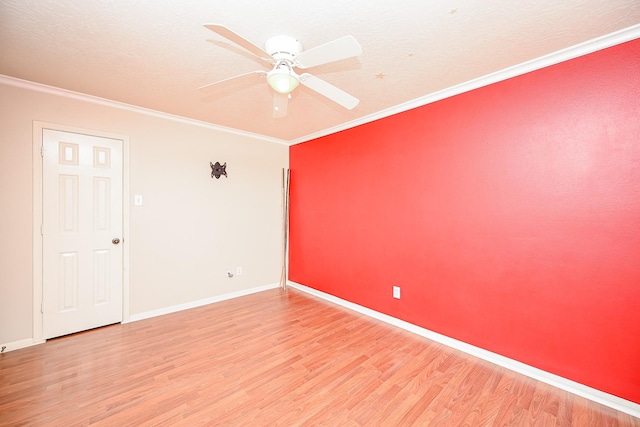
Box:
(210, 161, 227, 179)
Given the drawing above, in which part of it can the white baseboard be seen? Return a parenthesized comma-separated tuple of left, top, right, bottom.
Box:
(0, 338, 44, 353)
(287, 281, 640, 418)
(3, 283, 279, 352)
(125, 283, 280, 323)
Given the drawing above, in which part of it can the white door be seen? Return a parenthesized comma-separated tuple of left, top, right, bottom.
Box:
(42, 129, 123, 339)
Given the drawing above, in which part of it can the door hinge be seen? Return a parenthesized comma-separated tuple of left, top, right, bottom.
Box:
(41, 301, 44, 314)
(40, 224, 43, 235)
(40, 145, 44, 157)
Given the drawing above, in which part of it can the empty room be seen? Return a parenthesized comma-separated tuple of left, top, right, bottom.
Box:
(1, 1, 639, 425)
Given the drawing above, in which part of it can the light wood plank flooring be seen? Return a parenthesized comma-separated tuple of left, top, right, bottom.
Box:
(1, 288, 638, 426)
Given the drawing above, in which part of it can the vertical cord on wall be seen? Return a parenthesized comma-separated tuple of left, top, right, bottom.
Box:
(280, 168, 285, 288)
(280, 168, 290, 289)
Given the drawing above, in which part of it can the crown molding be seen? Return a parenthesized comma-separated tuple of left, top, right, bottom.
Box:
(3, 23, 638, 146)
(0, 74, 290, 146)
(290, 23, 640, 145)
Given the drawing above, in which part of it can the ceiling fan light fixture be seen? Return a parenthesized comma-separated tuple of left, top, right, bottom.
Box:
(267, 66, 300, 94)
(201, 25, 362, 113)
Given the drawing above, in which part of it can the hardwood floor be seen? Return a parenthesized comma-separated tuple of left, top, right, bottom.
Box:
(1, 288, 638, 426)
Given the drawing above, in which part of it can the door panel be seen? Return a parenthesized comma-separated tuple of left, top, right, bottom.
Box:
(43, 129, 123, 339)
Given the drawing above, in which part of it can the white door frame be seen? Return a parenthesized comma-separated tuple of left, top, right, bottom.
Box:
(32, 121, 131, 343)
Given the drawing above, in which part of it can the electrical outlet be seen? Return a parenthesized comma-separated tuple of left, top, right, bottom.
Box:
(393, 286, 401, 299)
(236, 266, 243, 276)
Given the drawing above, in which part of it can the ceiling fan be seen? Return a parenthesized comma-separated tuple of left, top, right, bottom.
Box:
(199, 24, 362, 117)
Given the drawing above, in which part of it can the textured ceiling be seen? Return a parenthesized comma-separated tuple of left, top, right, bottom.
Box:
(1, 0, 640, 143)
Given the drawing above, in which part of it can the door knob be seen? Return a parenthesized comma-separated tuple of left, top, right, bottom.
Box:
(112, 238, 120, 245)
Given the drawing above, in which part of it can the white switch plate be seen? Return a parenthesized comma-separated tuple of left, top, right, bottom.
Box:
(393, 286, 401, 299)
(134, 195, 143, 206)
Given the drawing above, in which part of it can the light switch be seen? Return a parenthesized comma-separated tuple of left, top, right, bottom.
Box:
(134, 195, 143, 206)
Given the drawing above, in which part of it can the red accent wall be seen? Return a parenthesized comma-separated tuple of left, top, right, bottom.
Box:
(289, 39, 640, 403)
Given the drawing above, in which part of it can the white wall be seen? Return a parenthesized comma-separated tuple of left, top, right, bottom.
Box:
(0, 79, 288, 347)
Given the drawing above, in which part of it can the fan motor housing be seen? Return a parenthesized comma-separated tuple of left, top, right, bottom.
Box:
(265, 35, 303, 61)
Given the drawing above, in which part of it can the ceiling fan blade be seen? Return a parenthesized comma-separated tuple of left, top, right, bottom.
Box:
(295, 35, 362, 69)
(204, 24, 272, 62)
(198, 70, 267, 91)
(273, 92, 289, 118)
(299, 73, 359, 110)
